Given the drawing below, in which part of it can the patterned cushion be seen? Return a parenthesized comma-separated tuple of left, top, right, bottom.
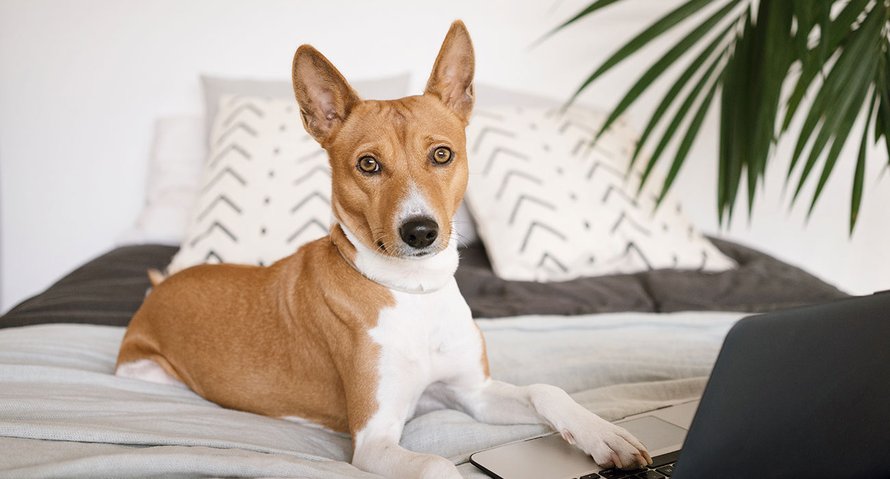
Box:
(464, 105, 736, 282)
(167, 95, 331, 274)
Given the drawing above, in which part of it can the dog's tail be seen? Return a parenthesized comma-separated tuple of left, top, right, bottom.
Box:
(147, 268, 167, 287)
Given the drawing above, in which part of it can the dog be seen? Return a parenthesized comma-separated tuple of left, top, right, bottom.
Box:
(115, 20, 652, 478)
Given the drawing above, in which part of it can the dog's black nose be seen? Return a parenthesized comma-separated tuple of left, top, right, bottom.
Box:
(399, 217, 439, 249)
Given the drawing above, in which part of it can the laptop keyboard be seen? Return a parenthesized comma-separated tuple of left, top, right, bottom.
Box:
(578, 450, 679, 479)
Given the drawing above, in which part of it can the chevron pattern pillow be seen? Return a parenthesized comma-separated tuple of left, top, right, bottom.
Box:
(166, 95, 332, 274)
(464, 106, 736, 282)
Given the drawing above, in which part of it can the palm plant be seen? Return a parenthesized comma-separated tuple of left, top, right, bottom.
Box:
(547, 0, 890, 233)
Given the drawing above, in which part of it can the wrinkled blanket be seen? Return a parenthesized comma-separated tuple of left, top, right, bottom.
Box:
(1, 240, 845, 329)
(0, 311, 745, 478)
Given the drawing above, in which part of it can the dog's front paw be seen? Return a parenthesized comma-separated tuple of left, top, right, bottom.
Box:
(562, 419, 652, 470)
(418, 455, 462, 479)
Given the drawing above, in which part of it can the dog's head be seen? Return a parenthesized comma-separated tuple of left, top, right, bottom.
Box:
(292, 21, 474, 260)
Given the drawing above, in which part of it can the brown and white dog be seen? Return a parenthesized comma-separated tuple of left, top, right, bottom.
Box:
(115, 21, 652, 478)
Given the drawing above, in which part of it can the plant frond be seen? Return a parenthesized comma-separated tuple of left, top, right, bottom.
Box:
(850, 91, 878, 234)
(568, 0, 719, 105)
(535, 0, 624, 46)
(657, 71, 721, 206)
(630, 21, 737, 173)
(639, 49, 727, 192)
(593, 1, 741, 142)
(783, 0, 870, 132)
(792, 3, 884, 207)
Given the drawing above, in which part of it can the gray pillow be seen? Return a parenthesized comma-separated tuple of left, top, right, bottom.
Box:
(201, 73, 411, 140)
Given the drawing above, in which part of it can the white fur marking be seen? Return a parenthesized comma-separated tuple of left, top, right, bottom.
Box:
(340, 223, 458, 293)
(115, 359, 186, 388)
(398, 183, 434, 223)
(351, 280, 481, 478)
(281, 416, 348, 436)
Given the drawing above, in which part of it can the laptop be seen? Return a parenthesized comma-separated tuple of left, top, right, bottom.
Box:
(470, 292, 890, 479)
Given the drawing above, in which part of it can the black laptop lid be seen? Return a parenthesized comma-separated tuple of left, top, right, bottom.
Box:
(673, 293, 890, 479)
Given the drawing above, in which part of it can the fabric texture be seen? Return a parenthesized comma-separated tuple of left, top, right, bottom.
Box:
(167, 95, 335, 274)
(455, 238, 848, 318)
(465, 105, 737, 281)
(0, 312, 743, 478)
(0, 246, 174, 329)
(0, 241, 847, 329)
(119, 74, 412, 249)
(201, 73, 411, 141)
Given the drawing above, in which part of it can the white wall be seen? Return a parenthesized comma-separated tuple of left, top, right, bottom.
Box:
(1, 0, 888, 312)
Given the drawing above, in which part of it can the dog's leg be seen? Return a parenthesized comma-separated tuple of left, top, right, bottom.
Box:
(446, 379, 652, 470)
(352, 409, 461, 479)
(348, 344, 461, 479)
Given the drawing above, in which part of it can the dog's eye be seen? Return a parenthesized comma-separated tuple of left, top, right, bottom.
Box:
(430, 146, 454, 165)
(357, 156, 381, 174)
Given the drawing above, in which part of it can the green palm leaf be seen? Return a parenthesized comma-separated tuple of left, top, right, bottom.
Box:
(568, 0, 716, 104)
(629, 21, 736, 172)
(546, 0, 890, 234)
(877, 49, 890, 164)
(638, 50, 725, 190)
(850, 91, 877, 233)
(782, 0, 870, 133)
(592, 0, 740, 142)
(658, 72, 721, 205)
(792, 4, 884, 206)
(535, 0, 625, 46)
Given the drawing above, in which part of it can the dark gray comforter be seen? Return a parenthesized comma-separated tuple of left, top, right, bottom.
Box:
(456, 238, 848, 317)
(1, 239, 847, 329)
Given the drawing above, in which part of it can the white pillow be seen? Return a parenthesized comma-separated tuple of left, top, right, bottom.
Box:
(166, 95, 333, 274)
(201, 73, 411, 141)
(464, 105, 736, 282)
(120, 74, 413, 247)
(119, 116, 206, 246)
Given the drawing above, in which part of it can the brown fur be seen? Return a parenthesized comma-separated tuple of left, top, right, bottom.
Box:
(326, 96, 469, 258)
(118, 225, 393, 432)
(116, 20, 484, 436)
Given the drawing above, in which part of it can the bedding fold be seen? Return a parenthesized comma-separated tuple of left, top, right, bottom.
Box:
(0, 312, 743, 478)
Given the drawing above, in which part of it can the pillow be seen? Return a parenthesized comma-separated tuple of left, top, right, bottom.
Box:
(120, 74, 412, 247)
(464, 105, 736, 282)
(202, 73, 411, 141)
(119, 116, 206, 246)
(0, 245, 178, 329)
(167, 95, 332, 274)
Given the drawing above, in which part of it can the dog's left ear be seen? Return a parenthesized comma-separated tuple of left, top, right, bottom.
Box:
(292, 45, 361, 146)
(425, 20, 475, 124)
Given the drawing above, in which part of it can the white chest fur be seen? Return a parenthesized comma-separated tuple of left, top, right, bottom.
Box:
(366, 279, 486, 425)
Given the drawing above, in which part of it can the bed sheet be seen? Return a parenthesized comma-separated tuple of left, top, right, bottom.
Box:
(0, 311, 744, 478)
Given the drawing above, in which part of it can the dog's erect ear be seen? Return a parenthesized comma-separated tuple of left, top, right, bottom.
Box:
(425, 20, 475, 124)
(292, 45, 360, 145)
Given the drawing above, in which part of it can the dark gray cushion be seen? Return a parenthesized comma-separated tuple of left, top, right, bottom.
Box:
(1, 245, 177, 329)
(455, 238, 848, 317)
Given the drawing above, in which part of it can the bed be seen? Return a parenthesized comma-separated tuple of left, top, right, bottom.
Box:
(0, 240, 846, 478)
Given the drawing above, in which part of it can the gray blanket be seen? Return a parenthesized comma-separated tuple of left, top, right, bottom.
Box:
(1, 240, 845, 329)
(0, 311, 744, 478)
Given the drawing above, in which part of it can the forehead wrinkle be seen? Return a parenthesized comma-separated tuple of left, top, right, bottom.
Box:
(384, 101, 410, 145)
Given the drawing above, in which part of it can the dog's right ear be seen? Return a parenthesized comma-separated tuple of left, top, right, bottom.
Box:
(292, 45, 360, 146)
(425, 20, 475, 124)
